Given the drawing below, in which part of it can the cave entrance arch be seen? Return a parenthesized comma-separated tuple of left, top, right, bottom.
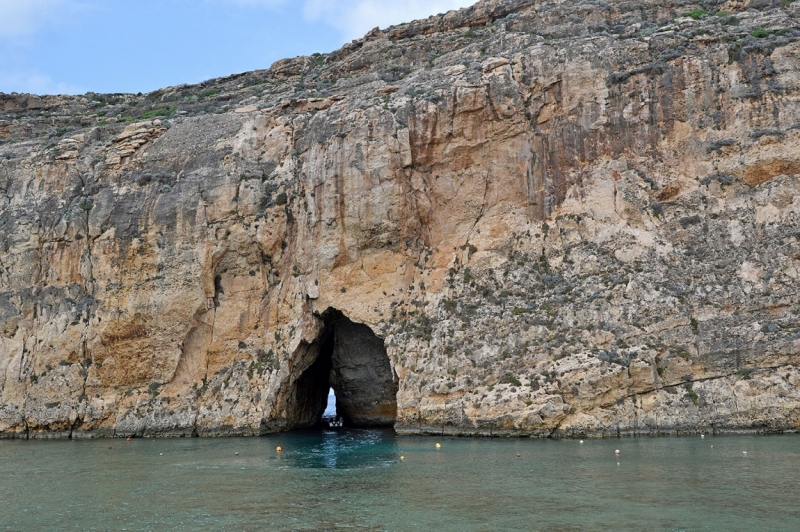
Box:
(292, 309, 398, 429)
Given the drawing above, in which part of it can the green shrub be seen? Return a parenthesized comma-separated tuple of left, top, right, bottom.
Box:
(682, 9, 707, 20)
(686, 387, 698, 405)
(751, 28, 772, 38)
(139, 107, 175, 120)
(500, 375, 522, 387)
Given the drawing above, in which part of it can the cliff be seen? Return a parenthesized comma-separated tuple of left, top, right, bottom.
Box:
(1, 0, 799, 439)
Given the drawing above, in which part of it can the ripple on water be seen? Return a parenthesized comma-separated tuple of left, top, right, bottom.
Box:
(1, 432, 799, 531)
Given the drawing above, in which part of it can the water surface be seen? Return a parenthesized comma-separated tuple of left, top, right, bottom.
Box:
(1, 431, 798, 531)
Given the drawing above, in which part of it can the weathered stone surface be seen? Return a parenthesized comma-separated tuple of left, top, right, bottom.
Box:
(0, 0, 799, 438)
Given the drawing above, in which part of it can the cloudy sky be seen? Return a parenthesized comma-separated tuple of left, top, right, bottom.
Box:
(0, 0, 476, 95)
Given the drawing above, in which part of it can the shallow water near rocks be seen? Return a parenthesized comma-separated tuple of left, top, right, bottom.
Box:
(1, 431, 798, 531)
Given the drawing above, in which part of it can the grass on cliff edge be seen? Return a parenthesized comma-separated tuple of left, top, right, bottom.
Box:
(139, 107, 177, 120)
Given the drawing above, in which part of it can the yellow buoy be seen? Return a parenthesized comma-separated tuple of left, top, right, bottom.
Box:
(276, 446, 282, 453)
(435, 443, 441, 449)
(400, 456, 405, 461)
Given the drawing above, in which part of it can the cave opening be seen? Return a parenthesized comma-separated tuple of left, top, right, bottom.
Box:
(291, 309, 398, 430)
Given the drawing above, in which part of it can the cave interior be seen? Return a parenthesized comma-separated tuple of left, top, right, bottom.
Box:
(290, 309, 398, 429)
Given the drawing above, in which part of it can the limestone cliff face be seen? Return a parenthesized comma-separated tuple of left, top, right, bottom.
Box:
(1, 0, 799, 438)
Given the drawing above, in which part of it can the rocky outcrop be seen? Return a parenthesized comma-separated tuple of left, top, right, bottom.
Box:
(0, 0, 799, 439)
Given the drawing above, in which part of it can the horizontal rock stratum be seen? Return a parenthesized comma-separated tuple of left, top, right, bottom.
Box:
(1, 0, 799, 439)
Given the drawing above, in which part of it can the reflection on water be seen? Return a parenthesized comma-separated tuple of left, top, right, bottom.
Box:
(281, 428, 395, 470)
(1, 431, 799, 531)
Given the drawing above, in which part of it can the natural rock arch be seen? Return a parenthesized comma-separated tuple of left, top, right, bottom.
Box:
(281, 309, 398, 430)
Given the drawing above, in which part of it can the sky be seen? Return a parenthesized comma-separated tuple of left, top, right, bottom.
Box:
(0, 0, 476, 95)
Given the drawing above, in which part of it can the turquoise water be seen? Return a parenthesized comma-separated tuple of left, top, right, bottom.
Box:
(1, 431, 798, 531)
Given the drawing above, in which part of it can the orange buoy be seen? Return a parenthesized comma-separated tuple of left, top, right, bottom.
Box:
(126, 437, 131, 442)
(276, 446, 282, 453)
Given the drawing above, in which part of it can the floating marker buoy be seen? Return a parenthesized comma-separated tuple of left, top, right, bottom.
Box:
(580, 440, 584, 444)
(400, 456, 405, 461)
(701, 434, 705, 439)
(743, 451, 747, 454)
(615, 449, 621, 455)
(276, 446, 282, 453)
(517, 453, 521, 457)
(435, 443, 441, 449)
(617, 462, 620, 466)
(126, 437, 131, 442)
(235, 452, 239, 455)
(159, 453, 163, 456)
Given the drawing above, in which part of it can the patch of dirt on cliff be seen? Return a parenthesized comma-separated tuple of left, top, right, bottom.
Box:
(743, 159, 800, 186)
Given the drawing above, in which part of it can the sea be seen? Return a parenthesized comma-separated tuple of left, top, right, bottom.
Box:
(1, 405, 798, 531)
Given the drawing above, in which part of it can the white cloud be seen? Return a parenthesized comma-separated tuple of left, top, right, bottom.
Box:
(0, 68, 83, 95)
(0, 0, 73, 40)
(302, 0, 477, 41)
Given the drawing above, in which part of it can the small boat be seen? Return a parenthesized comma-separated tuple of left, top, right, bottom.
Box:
(323, 415, 344, 429)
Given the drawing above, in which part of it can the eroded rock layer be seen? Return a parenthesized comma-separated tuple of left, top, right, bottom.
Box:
(1, 0, 799, 438)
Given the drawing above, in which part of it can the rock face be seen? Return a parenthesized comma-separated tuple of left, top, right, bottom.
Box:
(1, 0, 799, 438)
